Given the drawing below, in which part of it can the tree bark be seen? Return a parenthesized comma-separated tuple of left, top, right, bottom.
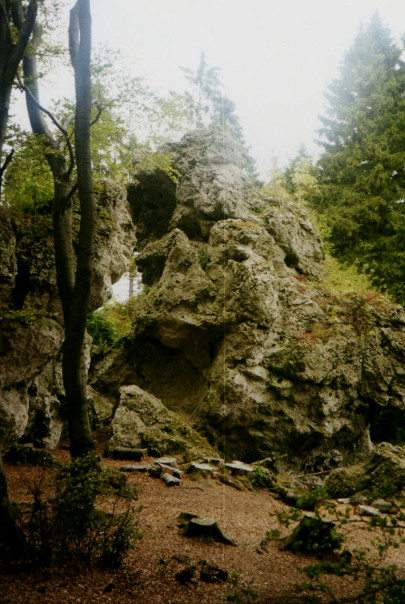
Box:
(64, 0, 96, 457)
(22, 1, 96, 458)
(0, 0, 37, 195)
(0, 451, 25, 555)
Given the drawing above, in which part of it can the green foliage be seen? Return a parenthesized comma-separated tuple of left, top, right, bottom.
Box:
(282, 513, 342, 555)
(294, 487, 330, 511)
(272, 493, 405, 602)
(86, 309, 121, 352)
(98, 297, 139, 339)
(261, 157, 289, 199)
(3, 130, 53, 213)
(319, 254, 375, 295)
(3, 309, 56, 325)
(311, 14, 405, 304)
(132, 149, 179, 183)
(197, 248, 210, 271)
(15, 454, 139, 568)
(284, 146, 318, 206)
(250, 465, 275, 490)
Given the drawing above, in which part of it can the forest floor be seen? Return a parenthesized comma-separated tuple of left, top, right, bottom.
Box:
(1, 434, 405, 603)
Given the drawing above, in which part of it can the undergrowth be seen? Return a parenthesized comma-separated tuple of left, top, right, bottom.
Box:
(7, 454, 139, 569)
(265, 488, 405, 603)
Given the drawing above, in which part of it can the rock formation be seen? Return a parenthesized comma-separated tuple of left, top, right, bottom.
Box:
(0, 181, 135, 448)
(92, 130, 405, 470)
(1, 130, 404, 471)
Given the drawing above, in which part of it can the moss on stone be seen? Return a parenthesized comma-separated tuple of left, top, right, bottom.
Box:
(325, 465, 368, 498)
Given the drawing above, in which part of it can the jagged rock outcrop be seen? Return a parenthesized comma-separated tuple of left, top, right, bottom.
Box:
(92, 130, 405, 469)
(0, 181, 136, 449)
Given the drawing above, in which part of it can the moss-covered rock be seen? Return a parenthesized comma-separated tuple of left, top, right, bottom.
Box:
(325, 465, 368, 499)
(107, 385, 216, 462)
(325, 442, 405, 498)
(364, 442, 405, 498)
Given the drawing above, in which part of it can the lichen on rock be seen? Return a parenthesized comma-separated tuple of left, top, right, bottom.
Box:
(93, 130, 405, 470)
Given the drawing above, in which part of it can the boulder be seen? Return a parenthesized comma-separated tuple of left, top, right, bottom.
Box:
(325, 442, 405, 498)
(0, 314, 63, 448)
(107, 385, 215, 462)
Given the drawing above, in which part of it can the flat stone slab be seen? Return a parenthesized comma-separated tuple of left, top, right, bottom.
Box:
(188, 463, 215, 475)
(119, 464, 151, 472)
(155, 456, 177, 467)
(358, 505, 380, 517)
(202, 458, 224, 467)
(156, 462, 183, 478)
(225, 461, 253, 475)
(371, 499, 399, 514)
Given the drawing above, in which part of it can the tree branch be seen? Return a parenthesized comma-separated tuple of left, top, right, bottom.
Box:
(89, 101, 103, 127)
(17, 73, 75, 177)
(8, 0, 38, 79)
(0, 147, 14, 193)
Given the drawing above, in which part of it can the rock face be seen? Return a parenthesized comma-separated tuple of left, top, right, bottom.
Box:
(0, 181, 136, 449)
(93, 130, 405, 469)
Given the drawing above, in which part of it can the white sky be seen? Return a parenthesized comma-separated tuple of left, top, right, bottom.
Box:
(68, 1, 405, 178)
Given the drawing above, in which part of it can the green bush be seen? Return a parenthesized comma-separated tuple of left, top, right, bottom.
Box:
(250, 465, 276, 489)
(86, 309, 120, 351)
(15, 454, 139, 567)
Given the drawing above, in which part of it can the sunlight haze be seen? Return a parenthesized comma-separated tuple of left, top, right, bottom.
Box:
(89, 1, 405, 176)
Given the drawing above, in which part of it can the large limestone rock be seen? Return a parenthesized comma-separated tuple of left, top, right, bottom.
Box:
(0, 313, 63, 447)
(93, 130, 405, 470)
(108, 385, 215, 461)
(0, 181, 136, 449)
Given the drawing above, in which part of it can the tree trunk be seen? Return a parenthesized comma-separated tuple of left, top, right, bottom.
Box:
(0, 87, 11, 159)
(0, 451, 25, 555)
(0, 86, 12, 194)
(0, 0, 38, 196)
(22, 3, 96, 459)
(64, 0, 96, 458)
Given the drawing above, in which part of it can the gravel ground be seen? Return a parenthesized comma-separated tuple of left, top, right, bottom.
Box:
(1, 442, 404, 603)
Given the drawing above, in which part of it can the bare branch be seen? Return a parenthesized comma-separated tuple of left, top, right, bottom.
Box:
(89, 102, 103, 127)
(0, 147, 14, 194)
(8, 0, 38, 79)
(17, 73, 75, 177)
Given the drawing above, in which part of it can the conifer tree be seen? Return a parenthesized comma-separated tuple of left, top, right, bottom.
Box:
(312, 14, 405, 302)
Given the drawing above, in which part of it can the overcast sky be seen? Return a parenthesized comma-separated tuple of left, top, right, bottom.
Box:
(78, 1, 405, 177)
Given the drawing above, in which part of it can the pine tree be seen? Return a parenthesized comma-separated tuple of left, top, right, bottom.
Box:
(312, 14, 405, 302)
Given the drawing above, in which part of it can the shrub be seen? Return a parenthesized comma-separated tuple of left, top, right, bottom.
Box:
(270, 494, 405, 602)
(14, 454, 139, 568)
(86, 309, 120, 351)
